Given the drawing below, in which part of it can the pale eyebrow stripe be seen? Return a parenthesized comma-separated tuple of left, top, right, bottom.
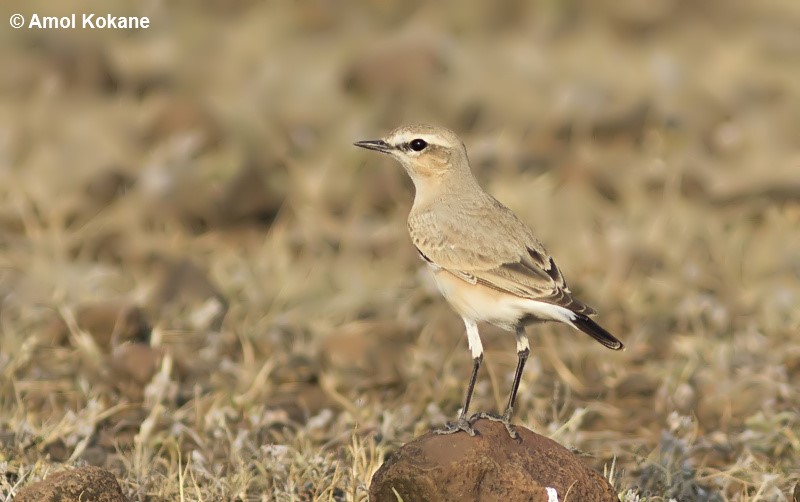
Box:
(393, 135, 444, 150)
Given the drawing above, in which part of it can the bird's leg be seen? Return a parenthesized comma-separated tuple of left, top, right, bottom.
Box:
(505, 326, 530, 420)
(435, 320, 483, 436)
(435, 355, 482, 436)
(475, 327, 529, 439)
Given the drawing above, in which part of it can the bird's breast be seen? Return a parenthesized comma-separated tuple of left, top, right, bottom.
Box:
(430, 268, 528, 331)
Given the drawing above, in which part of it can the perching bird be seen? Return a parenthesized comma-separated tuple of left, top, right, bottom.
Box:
(354, 125, 624, 438)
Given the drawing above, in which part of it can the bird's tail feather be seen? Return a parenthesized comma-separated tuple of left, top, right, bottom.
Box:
(571, 314, 624, 350)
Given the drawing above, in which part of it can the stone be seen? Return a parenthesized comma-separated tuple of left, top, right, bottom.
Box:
(266, 384, 333, 424)
(110, 343, 163, 400)
(369, 418, 619, 502)
(319, 320, 410, 387)
(42, 302, 151, 349)
(111, 343, 163, 385)
(15, 466, 127, 502)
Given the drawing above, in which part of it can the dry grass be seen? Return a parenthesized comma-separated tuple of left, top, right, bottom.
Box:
(1, 0, 800, 500)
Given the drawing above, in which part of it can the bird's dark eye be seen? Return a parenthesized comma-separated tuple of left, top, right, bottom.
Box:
(409, 139, 428, 152)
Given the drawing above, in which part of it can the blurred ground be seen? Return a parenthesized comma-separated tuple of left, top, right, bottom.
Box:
(1, 0, 799, 500)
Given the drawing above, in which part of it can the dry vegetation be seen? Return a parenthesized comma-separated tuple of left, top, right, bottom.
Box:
(1, 0, 799, 500)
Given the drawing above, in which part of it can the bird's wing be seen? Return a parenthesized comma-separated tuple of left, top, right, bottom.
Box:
(409, 197, 596, 316)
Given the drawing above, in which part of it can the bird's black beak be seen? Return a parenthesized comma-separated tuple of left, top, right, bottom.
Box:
(354, 139, 392, 153)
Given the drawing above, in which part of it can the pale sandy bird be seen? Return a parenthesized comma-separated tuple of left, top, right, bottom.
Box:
(355, 125, 624, 438)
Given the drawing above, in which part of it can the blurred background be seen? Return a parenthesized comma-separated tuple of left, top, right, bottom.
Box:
(1, 0, 799, 500)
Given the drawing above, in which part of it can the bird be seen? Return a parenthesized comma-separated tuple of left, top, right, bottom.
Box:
(354, 124, 624, 438)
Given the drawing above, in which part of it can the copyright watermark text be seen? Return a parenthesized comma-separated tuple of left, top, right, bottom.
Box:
(9, 13, 150, 30)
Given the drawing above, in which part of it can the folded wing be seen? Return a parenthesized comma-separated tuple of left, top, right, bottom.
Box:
(409, 196, 596, 316)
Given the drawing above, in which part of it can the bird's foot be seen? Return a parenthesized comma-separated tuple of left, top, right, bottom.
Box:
(434, 416, 476, 436)
(471, 411, 518, 439)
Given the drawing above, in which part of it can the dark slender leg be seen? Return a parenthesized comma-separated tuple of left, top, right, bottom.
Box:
(461, 355, 482, 419)
(477, 326, 529, 439)
(505, 347, 530, 418)
(435, 354, 482, 436)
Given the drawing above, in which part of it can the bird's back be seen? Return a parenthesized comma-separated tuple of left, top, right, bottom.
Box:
(409, 190, 546, 273)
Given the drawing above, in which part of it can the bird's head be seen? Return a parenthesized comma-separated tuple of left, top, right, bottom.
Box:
(354, 124, 470, 184)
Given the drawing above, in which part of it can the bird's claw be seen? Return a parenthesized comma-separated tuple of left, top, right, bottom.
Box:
(434, 416, 477, 436)
(471, 411, 519, 439)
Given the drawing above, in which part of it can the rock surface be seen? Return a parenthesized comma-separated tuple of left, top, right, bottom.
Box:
(15, 466, 127, 502)
(370, 419, 619, 502)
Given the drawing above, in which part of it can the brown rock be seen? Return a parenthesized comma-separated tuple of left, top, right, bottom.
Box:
(111, 343, 163, 400)
(111, 343, 163, 385)
(266, 384, 333, 424)
(370, 419, 619, 502)
(15, 466, 127, 502)
(42, 302, 150, 349)
(319, 320, 410, 387)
